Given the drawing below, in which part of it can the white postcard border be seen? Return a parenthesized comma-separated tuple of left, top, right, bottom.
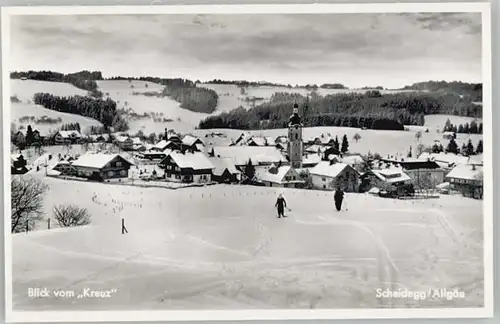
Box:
(2, 2, 493, 322)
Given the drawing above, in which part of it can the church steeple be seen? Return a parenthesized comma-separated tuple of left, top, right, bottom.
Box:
(287, 103, 303, 168)
(289, 103, 302, 126)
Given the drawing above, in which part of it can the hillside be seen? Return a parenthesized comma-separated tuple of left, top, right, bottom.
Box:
(10, 79, 103, 134)
(97, 80, 210, 134)
(12, 178, 483, 310)
(198, 83, 415, 114)
(401, 81, 482, 102)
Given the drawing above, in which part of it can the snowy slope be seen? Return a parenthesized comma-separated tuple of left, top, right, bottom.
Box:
(198, 83, 416, 114)
(97, 80, 210, 134)
(12, 178, 483, 310)
(10, 79, 103, 134)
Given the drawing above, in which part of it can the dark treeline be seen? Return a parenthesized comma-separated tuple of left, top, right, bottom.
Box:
(106, 76, 219, 113)
(401, 81, 482, 102)
(198, 89, 480, 131)
(11, 70, 104, 97)
(32, 93, 128, 131)
(206, 79, 349, 90)
(443, 118, 483, 134)
(60, 122, 81, 132)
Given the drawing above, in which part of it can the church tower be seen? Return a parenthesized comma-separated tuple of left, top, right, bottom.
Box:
(287, 103, 303, 168)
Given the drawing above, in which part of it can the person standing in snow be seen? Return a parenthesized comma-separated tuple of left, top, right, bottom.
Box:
(334, 186, 345, 211)
(275, 193, 287, 218)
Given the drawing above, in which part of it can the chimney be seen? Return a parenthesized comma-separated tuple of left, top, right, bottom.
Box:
(330, 159, 337, 166)
(164, 128, 168, 140)
(472, 164, 476, 171)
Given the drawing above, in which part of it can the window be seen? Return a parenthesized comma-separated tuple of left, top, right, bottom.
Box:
(116, 161, 122, 167)
(175, 166, 180, 171)
(323, 184, 326, 189)
(175, 174, 180, 179)
(322, 177, 326, 182)
(295, 134, 298, 140)
(108, 171, 114, 177)
(167, 165, 172, 170)
(166, 173, 171, 178)
(120, 170, 126, 176)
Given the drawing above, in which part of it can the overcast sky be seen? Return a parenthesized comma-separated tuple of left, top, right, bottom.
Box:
(10, 12, 482, 88)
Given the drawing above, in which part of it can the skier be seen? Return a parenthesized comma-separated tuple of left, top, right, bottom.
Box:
(334, 186, 345, 211)
(275, 193, 287, 218)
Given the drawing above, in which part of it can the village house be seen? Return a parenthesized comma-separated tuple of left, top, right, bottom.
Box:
(53, 130, 82, 145)
(254, 164, 304, 188)
(210, 157, 241, 184)
(309, 160, 360, 192)
(89, 133, 110, 143)
(361, 167, 413, 196)
(418, 152, 470, 172)
(379, 157, 446, 188)
(114, 135, 134, 151)
(137, 149, 172, 162)
(159, 152, 214, 183)
(302, 153, 322, 168)
(181, 134, 204, 152)
(446, 164, 483, 199)
(246, 136, 268, 147)
(210, 146, 288, 168)
(151, 139, 181, 152)
(71, 153, 134, 181)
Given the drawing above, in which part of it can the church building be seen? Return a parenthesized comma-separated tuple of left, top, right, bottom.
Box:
(287, 103, 304, 168)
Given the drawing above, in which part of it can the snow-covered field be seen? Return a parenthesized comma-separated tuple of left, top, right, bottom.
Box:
(195, 126, 483, 158)
(10, 80, 103, 134)
(423, 114, 482, 133)
(12, 178, 483, 310)
(97, 80, 209, 134)
(198, 83, 417, 114)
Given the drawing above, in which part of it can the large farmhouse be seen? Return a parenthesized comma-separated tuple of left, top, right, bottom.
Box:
(71, 153, 134, 181)
(255, 164, 304, 188)
(446, 164, 483, 199)
(309, 161, 360, 192)
(53, 130, 82, 145)
(159, 152, 214, 183)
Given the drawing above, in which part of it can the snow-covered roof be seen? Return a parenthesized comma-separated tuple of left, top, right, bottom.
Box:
(154, 140, 169, 149)
(210, 157, 241, 176)
(446, 165, 483, 181)
(255, 165, 300, 184)
(305, 145, 329, 153)
(418, 152, 470, 167)
(342, 154, 364, 166)
(309, 161, 352, 178)
(58, 130, 81, 138)
(371, 168, 411, 183)
(248, 136, 267, 146)
(303, 154, 322, 165)
(131, 137, 143, 145)
(182, 134, 202, 146)
(168, 152, 214, 170)
(212, 146, 287, 166)
(71, 153, 133, 169)
(115, 135, 131, 143)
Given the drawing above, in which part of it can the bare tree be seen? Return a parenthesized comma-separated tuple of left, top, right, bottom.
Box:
(53, 204, 91, 227)
(415, 131, 422, 141)
(353, 133, 361, 143)
(11, 176, 48, 233)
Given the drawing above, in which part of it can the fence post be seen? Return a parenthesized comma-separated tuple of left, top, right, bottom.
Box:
(48, 218, 51, 230)
(26, 221, 29, 233)
(122, 218, 128, 234)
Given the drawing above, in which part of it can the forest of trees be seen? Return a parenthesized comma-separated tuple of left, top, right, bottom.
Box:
(198, 88, 480, 131)
(443, 118, 483, 134)
(11, 70, 104, 97)
(106, 76, 219, 113)
(32, 93, 128, 131)
(401, 81, 482, 102)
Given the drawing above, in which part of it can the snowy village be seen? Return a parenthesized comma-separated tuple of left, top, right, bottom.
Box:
(6, 9, 487, 314)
